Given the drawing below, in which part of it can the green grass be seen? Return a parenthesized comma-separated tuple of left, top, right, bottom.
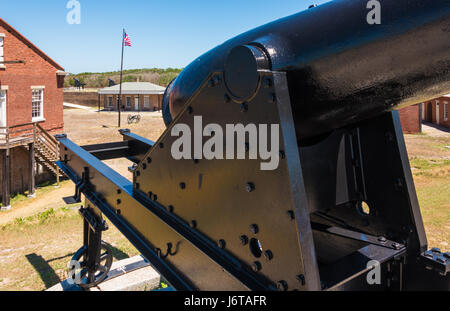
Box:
(410, 158, 450, 171)
(2, 204, 79, 231)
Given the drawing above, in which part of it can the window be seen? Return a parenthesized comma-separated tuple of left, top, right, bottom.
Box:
(0, 90, 6, 128)
(444, 102, 448, 121)
(32, 89, 44, 120)
(144, 96, 150, 108)
(0, 37, 4, 64)
(126, 96, 131, 107)
(107, 96, 113, 107)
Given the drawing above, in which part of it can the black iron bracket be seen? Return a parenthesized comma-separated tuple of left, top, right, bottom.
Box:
(63, 167, 90, 205)
(311, 222, 406, 251)
(79, 206, 108, 233)
(421, 248, 450, 276)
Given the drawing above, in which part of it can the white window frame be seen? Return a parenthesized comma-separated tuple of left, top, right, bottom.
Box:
(0, 90, 7, 129)
(107, 96, 113, 107)
(144, 96, 150, 108)
(31, 88, 44, 121)
(444, 102, 448, 122)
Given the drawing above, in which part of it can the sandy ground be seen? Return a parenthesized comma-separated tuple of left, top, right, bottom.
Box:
(405, 123, 450, 160)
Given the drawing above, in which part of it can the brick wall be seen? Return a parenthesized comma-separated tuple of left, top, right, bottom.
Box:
(0, 20, 63, 200)
(398, 104, 420, 134)
(64, 91, 99, 107)
(421, 97, 450, 129)
(434, 97, 450, 128)
(0, 23, 64, 133)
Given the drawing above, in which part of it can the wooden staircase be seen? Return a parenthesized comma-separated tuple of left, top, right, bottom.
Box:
(32, 124, 63, 185)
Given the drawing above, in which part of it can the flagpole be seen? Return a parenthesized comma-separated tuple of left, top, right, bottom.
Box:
(118, 28, 125, 128)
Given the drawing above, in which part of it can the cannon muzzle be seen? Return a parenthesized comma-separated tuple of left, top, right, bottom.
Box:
(164, 0, 450, 139)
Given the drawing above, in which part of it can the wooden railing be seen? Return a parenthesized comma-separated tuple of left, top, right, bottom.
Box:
(0, 122, 40, 148)
(0, 121, 61, 185)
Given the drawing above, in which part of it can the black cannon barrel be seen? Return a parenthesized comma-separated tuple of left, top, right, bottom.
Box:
(164, 0, 450, 139)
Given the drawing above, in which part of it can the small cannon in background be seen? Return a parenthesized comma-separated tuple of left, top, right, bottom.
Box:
(56, 0, 449, 290)
(73, 78, 86, 90)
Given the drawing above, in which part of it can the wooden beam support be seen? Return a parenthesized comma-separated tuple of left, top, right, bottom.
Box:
(1, 148, 11, 210)
(28, 142, 36, 197)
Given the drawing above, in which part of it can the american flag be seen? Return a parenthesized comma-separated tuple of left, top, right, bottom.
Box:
(124, 32, 132, 47)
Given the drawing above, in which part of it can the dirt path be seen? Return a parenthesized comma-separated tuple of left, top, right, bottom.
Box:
(0, 182, 74, 226)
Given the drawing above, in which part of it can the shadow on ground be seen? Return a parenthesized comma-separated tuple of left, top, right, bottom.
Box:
(25, 243, 130, 289)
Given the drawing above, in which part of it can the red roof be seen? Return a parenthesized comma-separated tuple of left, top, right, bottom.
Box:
(0, 18, 64, 71)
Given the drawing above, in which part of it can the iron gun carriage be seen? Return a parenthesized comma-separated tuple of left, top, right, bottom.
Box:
(57, 0, 449, 290)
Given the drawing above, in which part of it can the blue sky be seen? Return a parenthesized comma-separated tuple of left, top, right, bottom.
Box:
(1, 0, 331, 73)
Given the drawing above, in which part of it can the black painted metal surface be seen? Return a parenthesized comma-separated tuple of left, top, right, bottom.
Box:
(55, 0, 450, 291)
(133, 71, 321, 290)
(164, 0, 450, 139)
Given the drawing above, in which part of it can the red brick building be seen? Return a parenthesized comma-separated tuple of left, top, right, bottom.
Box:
(0, 18, 65, 131)
(0, 18, 65, 210)
(398, 104, 421, 134)
(422, 95, 450, 129)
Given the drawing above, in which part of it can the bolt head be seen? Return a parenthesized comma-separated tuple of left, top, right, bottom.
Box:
(252, 261, 262, 272)
(245, 182, 255, 193)
(392, 242, 402, 250)
(180, 182, 186, 190)
(240, 235, 249, 245)
(277, 280, 288, 291)
(287, 210, 295, 220)
(296, 274, 305, 286)
(378, 236, 387, 243)
(264, 250, 273, 261)
(240, 103, 248, 113)
(218, 239, 226, 249)
(250, 224, 259, 234)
